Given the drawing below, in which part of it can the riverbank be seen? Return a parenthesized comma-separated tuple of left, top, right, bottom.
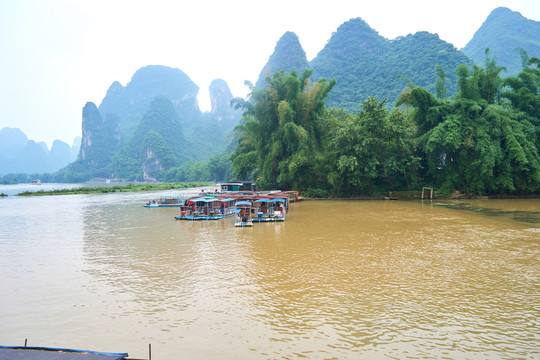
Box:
(15, 182, 213, 196)
(302, 191, 540, 201)
(388, 190, 540, 200)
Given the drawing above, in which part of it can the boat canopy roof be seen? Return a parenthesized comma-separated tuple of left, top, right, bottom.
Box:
(190, 197, 210, 202)
(235, 200, 252, 206)
(254, 197, 285, 203)
(191, 197, 236, 203)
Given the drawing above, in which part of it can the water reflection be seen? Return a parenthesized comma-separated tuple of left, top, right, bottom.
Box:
(431, 199, 540, 224)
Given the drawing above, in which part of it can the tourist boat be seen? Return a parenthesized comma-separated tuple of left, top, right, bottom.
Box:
(144, 193, 188, 207)
(274, 190, 302, 203)
(234, 200, 253, 227)
(175, 197, 236, 220)
(31, 179, 41, 186)
(252, 198, 286, 222)
(219, 181, 255, 192)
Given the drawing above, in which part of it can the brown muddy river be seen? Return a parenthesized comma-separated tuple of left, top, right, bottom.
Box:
(0, 190, 539, 359)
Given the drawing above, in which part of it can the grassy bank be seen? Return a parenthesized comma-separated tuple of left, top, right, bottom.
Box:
(17, 182, 213, 196)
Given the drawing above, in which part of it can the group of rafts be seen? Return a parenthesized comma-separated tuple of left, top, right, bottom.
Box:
(145, 191, 298, 227)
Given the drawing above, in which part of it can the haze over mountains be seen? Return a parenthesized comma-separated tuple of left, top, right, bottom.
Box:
(0, 127, 80, 175)
(57, 65, 241, 181)
(1, 7, 538, 178)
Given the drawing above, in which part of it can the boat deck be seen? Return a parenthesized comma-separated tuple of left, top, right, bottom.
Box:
(252, 216, 285, 222)
(0, 346, 133, 360)
(175, 213, 235, 220)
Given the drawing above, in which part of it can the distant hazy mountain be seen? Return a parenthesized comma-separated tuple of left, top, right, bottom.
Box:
(0, 127, 27, 155)
(255, 31, 310, 88)
(70, 136, 81, 162)
(111, 96, 187, 181)
(78, 102, 120, 170)
(13, 141, 51, 174)
(209, 79, 242, 126)
(50, 140, 72, 171)
(462, 7, 540, 77)
(99, 65, 201, 141)
(61, 65, 241, 181)
(0, 127, 79, 175)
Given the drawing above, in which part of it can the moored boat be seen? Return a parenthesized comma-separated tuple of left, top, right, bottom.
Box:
(175, 197, 236, 220)
(273, 190, 302, 203)
(234, 200, 253, 227)
(252, 198, 286, 222)
(144, 193, 188, 207)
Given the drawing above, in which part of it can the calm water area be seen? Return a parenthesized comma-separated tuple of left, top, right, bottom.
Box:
(0, 185, 539, 359)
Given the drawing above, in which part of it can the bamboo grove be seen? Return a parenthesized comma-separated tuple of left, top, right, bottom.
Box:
(230, 52, 540, 197)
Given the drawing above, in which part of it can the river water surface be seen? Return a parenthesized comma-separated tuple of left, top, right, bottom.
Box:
(0, 189, 539, 359)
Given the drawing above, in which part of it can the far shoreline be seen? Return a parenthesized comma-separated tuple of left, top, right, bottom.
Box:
(5, 182, 539, 200)
(14, 182, 214, 196)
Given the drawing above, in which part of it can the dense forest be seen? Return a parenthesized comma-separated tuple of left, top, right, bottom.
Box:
(231, 51, 540, 197)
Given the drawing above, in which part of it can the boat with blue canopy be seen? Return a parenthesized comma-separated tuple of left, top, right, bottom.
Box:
(252, 198, 286, 222)
(234, 200, 253, 227)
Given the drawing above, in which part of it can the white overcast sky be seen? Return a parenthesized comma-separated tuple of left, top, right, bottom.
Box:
(0, 0, 539, 148)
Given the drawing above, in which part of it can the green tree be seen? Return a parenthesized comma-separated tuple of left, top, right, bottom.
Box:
(457, 49, 506, 104)
(207, 153, 233, 182)
(500, 56, 540, 123)
(435, 65, 447, 100)
(328, 98, 419, 196)
(231, 70, 335, 190)
(399, 53, 540, 195)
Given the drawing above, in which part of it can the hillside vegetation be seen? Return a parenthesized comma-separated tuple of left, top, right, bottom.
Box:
(462, 7, 540, 77)
(232, 52, 540, 197)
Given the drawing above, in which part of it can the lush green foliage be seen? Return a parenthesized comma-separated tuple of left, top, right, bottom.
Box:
(500, 56, 540, 133)
(233, 53, 540, 197)
(154, 153, 233, 183)
(231, 70, 335, 190)
(398, 54, 540, 195)
(326, 99, 419, 196)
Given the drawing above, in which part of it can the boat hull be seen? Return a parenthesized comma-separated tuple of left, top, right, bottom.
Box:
(175, 213, 235, 220)
(144, 204, 182, 208)
(252, 217, 285, 222)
